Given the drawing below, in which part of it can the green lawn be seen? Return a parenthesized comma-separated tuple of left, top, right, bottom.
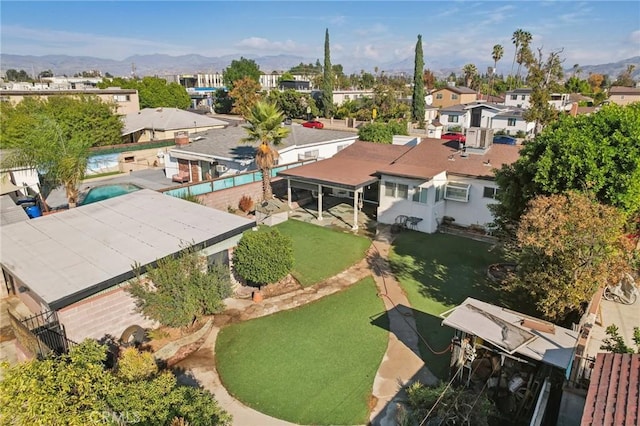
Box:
(272, 219, 371, 287)
(388, 232, 509, 379)
(216, 278, 388, 425)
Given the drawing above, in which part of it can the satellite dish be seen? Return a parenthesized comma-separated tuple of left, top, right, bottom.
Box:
(425, 95, 433, 106)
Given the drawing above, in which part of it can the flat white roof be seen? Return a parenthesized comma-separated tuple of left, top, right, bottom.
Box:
(0, 189, 254, 309)
(442, 298, 578, 370)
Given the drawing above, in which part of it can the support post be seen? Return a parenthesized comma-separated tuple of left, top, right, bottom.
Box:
(352, 190, 359, 231)
(317, 184, 323, 221)
(287, 179, 292, 209)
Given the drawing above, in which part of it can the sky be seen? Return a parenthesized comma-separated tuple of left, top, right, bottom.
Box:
(1, 0, 639, 72)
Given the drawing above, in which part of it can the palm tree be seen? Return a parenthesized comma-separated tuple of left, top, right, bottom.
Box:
(462, 63, 478, 89)
(490, 44, 504, 97)
(242, 101, 290, 201)
(515, 31, 532, 86)
(510, 29, 524, 87)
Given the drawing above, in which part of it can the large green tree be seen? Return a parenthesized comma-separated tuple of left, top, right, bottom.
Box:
(321, 28, 335, 118)
(506, 192, 632, 323)
(492, 103, 640, 232)
(242, 101, 290, 200)
(128, 249, 232, 328)
(0, 340, 231, 426)
(411, 34, 426, 128)
(223, 57, 261, 90)
(98, 76, 190, 109)
(0, 96, 123, 205)
(266, 89, 319, 119)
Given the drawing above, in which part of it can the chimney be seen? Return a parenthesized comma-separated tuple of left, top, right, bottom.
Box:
(175, 131, 189, 146)
(570, 102, 579, 117)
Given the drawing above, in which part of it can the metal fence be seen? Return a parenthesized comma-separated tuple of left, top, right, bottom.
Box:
(9, 309, 77, 358)
(160, 159, 316, 198)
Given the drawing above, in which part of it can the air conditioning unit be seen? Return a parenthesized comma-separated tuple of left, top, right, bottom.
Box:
(215, 164, 228, 173)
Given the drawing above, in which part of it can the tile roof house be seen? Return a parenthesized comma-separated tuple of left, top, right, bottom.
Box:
(439, 102, 534, 138)
(0, 189, 255, 350)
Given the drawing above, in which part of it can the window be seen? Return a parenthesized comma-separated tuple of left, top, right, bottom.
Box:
(113, 94, 130, 102)
(510, 94, 517, 100)
(436, 93, 443, 99)
(435, 185, 445, 202)
(447, 115, 459, 123)
(483, 186, 501, 199)
(451, 94, 459, 100)
(507, 118, 516, 126)
(444, 182, 470, 202)
(412, 187, 429, 204)
(124, 156, 134, 163)
(521, 95, 526, 100)
(384, 181, 408, 199)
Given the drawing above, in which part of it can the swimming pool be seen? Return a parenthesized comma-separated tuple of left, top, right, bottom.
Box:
(80, 183, 143, 205)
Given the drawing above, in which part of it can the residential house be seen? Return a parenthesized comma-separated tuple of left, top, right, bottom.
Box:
(505, 88, 570, 110)
(166, 125, 358, 183)
(607, 86, 640, 105)
(0, 189, 255, 350)
(431, 85, 478, 108)
(121, 107, 228, 144)
(278, 135, 520, 232)
(439, 102, 533, 137)
(0, 87, 140, 114)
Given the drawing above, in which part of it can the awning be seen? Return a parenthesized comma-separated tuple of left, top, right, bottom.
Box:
(0, 173, 24, 195)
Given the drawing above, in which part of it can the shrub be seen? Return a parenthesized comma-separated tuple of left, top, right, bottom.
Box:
(238, 195, 255, 213)
(358, 122, 393, 143)
(388, 119, 409, 136)
(515, 130, 527, 138)
(233, 228, 294, 286)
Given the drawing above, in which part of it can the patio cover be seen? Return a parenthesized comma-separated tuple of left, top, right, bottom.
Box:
(0, 189, 255, 310)
(0, 172, 24, 195)
(442, 298, 579, 370)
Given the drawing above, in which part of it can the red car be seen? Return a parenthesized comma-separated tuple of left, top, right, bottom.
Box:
(302, 120, 324, 129)
(441, 132, 466, 142)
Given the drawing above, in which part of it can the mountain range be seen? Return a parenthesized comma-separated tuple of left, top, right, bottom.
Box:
(1, 53, 638, 81)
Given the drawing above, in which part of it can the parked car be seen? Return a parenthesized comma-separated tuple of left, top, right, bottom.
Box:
(302, 120, 324, 129)
(493, 135, 517, 145)
(441, 132, 466, 142)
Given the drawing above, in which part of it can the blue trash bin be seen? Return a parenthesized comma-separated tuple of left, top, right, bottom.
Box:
(24, 205, 42, 218)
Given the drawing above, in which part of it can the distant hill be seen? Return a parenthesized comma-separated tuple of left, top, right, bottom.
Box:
(1, 53, 638, 81)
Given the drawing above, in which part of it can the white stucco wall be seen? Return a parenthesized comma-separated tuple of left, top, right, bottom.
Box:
(491, 117, 534, 136)
(278, 137, 357, 164)
(443, 176, 500, 228)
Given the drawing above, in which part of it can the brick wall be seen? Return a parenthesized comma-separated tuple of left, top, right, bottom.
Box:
(58, 287, 157, 343)
(198, 178, 288, 212)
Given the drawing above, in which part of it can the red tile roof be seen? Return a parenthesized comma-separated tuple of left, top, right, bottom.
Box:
(581, 353, 640, 426)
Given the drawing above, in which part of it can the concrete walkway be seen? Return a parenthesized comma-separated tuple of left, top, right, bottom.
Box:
(176, 226, 437, 426)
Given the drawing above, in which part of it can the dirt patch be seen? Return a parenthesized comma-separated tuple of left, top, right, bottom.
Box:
(260, 274, 303, 298)
(141, 321, 208, 352)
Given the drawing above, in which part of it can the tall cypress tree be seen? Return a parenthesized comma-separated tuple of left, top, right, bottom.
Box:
(411, 34, 426, 128)
(321, 28, 334, 118)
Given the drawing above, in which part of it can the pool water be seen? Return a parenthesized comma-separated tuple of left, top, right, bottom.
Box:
(80, 183, 143, 205)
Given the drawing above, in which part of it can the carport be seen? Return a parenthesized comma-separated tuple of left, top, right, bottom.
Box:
(277, 141, 411, 231)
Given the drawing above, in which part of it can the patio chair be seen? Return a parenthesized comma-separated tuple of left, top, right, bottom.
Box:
(172, 171, 189, 183)
(392, 215, 408, 233)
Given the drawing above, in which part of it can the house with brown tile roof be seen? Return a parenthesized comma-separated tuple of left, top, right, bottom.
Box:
(278, 136, 520, 232)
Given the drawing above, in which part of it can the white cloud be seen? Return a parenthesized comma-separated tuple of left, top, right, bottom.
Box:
(235, 37, 298, 52)
(630, 30, 640, 44)
(1, 25, 188, 59)
(353, 23, 388, 38)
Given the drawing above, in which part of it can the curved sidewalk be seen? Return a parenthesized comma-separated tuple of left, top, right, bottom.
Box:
(177, 227, 437, 426)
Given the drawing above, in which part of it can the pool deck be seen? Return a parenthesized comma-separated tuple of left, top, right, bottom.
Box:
(46, 168, 174, 209)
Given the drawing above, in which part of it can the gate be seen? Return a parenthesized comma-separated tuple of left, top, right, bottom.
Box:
(8, 309, 76, 358)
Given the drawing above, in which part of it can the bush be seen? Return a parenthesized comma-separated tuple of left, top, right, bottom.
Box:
(515, 130, 527, 138)
(233, 228, 294, 286)
(238, 195, 255, 213)
(388, 119, 409, 136)
(358, 122, 393, 143)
